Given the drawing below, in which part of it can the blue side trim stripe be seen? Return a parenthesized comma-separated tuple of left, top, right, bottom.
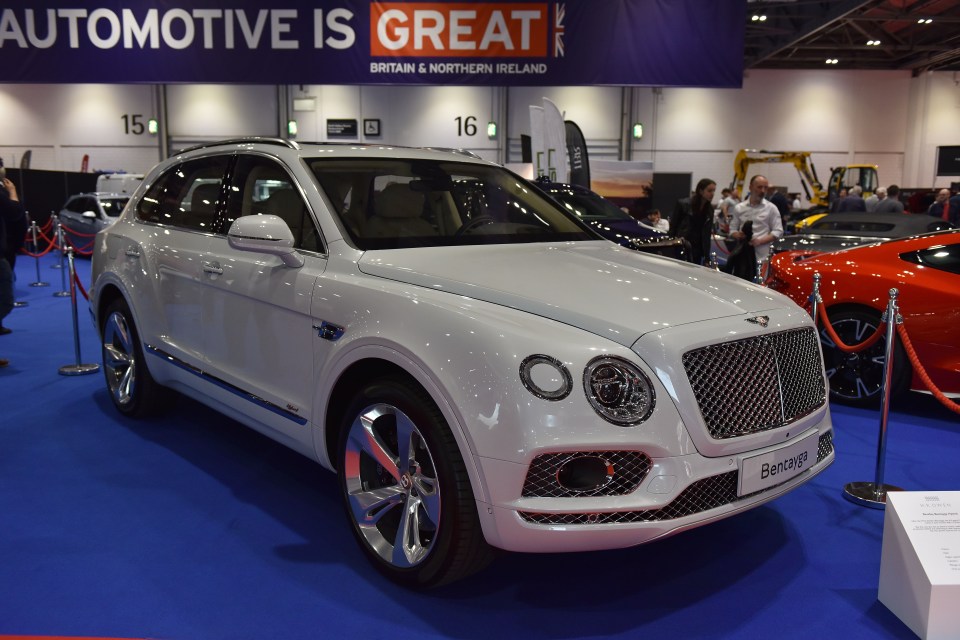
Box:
(145, 345, 309, 426)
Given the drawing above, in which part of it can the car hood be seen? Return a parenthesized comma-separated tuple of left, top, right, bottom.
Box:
(584, 217, 661, 239)
(357, 242, 787, 347)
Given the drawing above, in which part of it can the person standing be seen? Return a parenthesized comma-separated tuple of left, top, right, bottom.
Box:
(730, 174, 783, 264)
(830, 187, 848, 213)
(926, 189, 951, 218)
(718, 187, 740, 233)
(837, 185, 867, 212)
(865, 186, 886, 213)
(669, 178, 717, 265)
(874, 185, 904, 214)
(643, 209, 669, 233)
(949, 192, 960, 225)
(0, 164, 26, 355)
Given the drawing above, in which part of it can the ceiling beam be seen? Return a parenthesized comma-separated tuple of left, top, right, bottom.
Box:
(745, 0, 880, 68)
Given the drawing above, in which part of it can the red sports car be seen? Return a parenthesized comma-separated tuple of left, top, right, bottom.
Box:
(767, 229, 960, 406)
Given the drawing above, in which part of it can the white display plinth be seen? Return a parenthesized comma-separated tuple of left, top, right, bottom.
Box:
(878, 492, 960, 639)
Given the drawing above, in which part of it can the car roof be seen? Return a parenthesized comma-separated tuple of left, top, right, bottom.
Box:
(175, 138, 491, 164)
(68, 192, 131, 199)
(804, 212, 953, 236)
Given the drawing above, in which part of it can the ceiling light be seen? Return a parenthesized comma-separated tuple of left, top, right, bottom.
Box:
(751, 14, 766, 21)
(825, 58, 839, 65)
(917, 18, 932, 24)
(867, 39, 881, 46)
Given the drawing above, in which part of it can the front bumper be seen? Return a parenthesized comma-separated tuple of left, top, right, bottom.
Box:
(474, 427, 834, 553)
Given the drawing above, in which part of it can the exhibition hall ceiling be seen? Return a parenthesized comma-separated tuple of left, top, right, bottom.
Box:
(744, 0, 960, 72)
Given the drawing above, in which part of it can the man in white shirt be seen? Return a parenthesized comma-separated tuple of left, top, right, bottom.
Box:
(730, 175, 784, 262)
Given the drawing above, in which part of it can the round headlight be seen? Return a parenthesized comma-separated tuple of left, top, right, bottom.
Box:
(583, 356, 655, 426)
(520, 355, 572, 401)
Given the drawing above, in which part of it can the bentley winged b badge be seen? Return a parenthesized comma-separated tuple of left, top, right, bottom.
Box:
(746, 315, 770, 327)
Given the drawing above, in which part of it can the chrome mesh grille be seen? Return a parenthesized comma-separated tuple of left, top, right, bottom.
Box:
(521, 451, 652, 498)
(817, 430, 834, 463)
(518, 432, 833, 526)
(682, 327, 826, 439)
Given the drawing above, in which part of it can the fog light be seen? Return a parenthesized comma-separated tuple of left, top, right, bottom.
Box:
(556, 455, 614, 492)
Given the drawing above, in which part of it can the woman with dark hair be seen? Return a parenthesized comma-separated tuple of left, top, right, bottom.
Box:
(669, 177, 717, 265)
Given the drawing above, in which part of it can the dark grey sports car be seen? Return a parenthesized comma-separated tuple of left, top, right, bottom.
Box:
(772, 212, 955, 256)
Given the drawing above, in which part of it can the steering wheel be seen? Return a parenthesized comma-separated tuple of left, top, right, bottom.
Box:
(454, 215, 497, 237)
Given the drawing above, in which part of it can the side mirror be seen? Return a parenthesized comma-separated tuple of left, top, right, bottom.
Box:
(227, 214, 304, 268)
(82, 211, 98, 219)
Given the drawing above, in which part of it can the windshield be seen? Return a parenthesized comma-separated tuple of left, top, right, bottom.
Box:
(309, 159, 595, 249)
(545, 185, 634, 221)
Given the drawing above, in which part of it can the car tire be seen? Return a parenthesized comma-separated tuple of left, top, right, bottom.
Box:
(820, 307, 911, 407)
(101, 298, 168, 417)
(337, 375, 494, 588)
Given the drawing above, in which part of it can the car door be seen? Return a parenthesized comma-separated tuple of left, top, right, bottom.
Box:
(130, 154, 230, 370)
(201, 154, 327, 443)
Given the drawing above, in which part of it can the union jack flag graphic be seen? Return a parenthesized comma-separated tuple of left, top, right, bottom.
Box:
(554, 3, 565, 57)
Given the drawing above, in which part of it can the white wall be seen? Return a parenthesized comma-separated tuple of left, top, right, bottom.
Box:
(1, 69, 958, 192)
(0, 84, 158, 173)
(290, 84, 502, 161)
(166, 84, 279, 150)
(629, 69, 924, 201)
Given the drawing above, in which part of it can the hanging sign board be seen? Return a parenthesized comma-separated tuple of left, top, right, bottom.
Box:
(0, 1, 745, 87)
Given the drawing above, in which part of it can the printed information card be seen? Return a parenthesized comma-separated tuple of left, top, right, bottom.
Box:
(878, 491, 960, 639)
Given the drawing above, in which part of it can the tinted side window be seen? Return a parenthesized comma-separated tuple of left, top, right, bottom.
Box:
(101, 198, 129, 218)
(901, 243, 960, 275)
(136, 156, 230, 232)
(223, 156, 322, 252)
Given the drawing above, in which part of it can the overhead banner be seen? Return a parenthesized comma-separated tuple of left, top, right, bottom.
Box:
(0, 1, 745, 87)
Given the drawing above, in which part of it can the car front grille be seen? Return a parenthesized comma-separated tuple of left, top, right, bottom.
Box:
(517, 431, 833, 526)
(682, 327, 826, 439)
(521, 451, 652, 498)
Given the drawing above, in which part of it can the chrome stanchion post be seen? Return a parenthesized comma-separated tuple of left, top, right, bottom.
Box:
(753, 259, 764, 284)
(843, 288, 904, 508)
(708, 250, 719, 271)
(53, 220, 70, 297)
(51, 215, 63, 269)
(58, 247, 100, 376)
(29, 221, 49, 287)
(809, 272, 821, 320)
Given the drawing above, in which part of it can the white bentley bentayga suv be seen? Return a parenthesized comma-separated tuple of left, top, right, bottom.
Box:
(91, 138, 834, 587)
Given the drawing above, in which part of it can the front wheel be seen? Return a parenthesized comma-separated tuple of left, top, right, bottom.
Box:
(101, 299, 168, 417)
(337, 376, 493, 588)
(820, 308, 911, 407)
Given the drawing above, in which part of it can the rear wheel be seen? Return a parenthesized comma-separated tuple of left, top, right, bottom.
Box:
(101, 299, 168, 417)
(820, 307, 911, 407)
(337, 376, 493, 588)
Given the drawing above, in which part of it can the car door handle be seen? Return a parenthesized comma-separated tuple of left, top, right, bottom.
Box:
(203, 261, 223, 275)
(124, 247, 140, 258)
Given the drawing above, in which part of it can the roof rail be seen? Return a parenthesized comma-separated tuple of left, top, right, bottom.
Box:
(176, 137, 301, 155)
(423, 147, 483, 160)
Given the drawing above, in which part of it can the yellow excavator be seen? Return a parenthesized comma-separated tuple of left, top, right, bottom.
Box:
(731, 149, 879, 227)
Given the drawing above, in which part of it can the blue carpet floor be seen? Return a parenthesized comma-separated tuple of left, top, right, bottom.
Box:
(1, 252, 958, 640)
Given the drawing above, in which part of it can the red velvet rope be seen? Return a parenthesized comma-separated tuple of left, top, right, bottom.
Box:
(815, 300, 886, 353)
(60, 226, 98, 239)
(72, 269, 90, 301)
(19, 232, 58, 258)
(896, 324, 960, 415)
(64, 235, 95, 256)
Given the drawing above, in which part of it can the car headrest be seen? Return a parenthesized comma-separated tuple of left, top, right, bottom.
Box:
(374, 183, 425, 219)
